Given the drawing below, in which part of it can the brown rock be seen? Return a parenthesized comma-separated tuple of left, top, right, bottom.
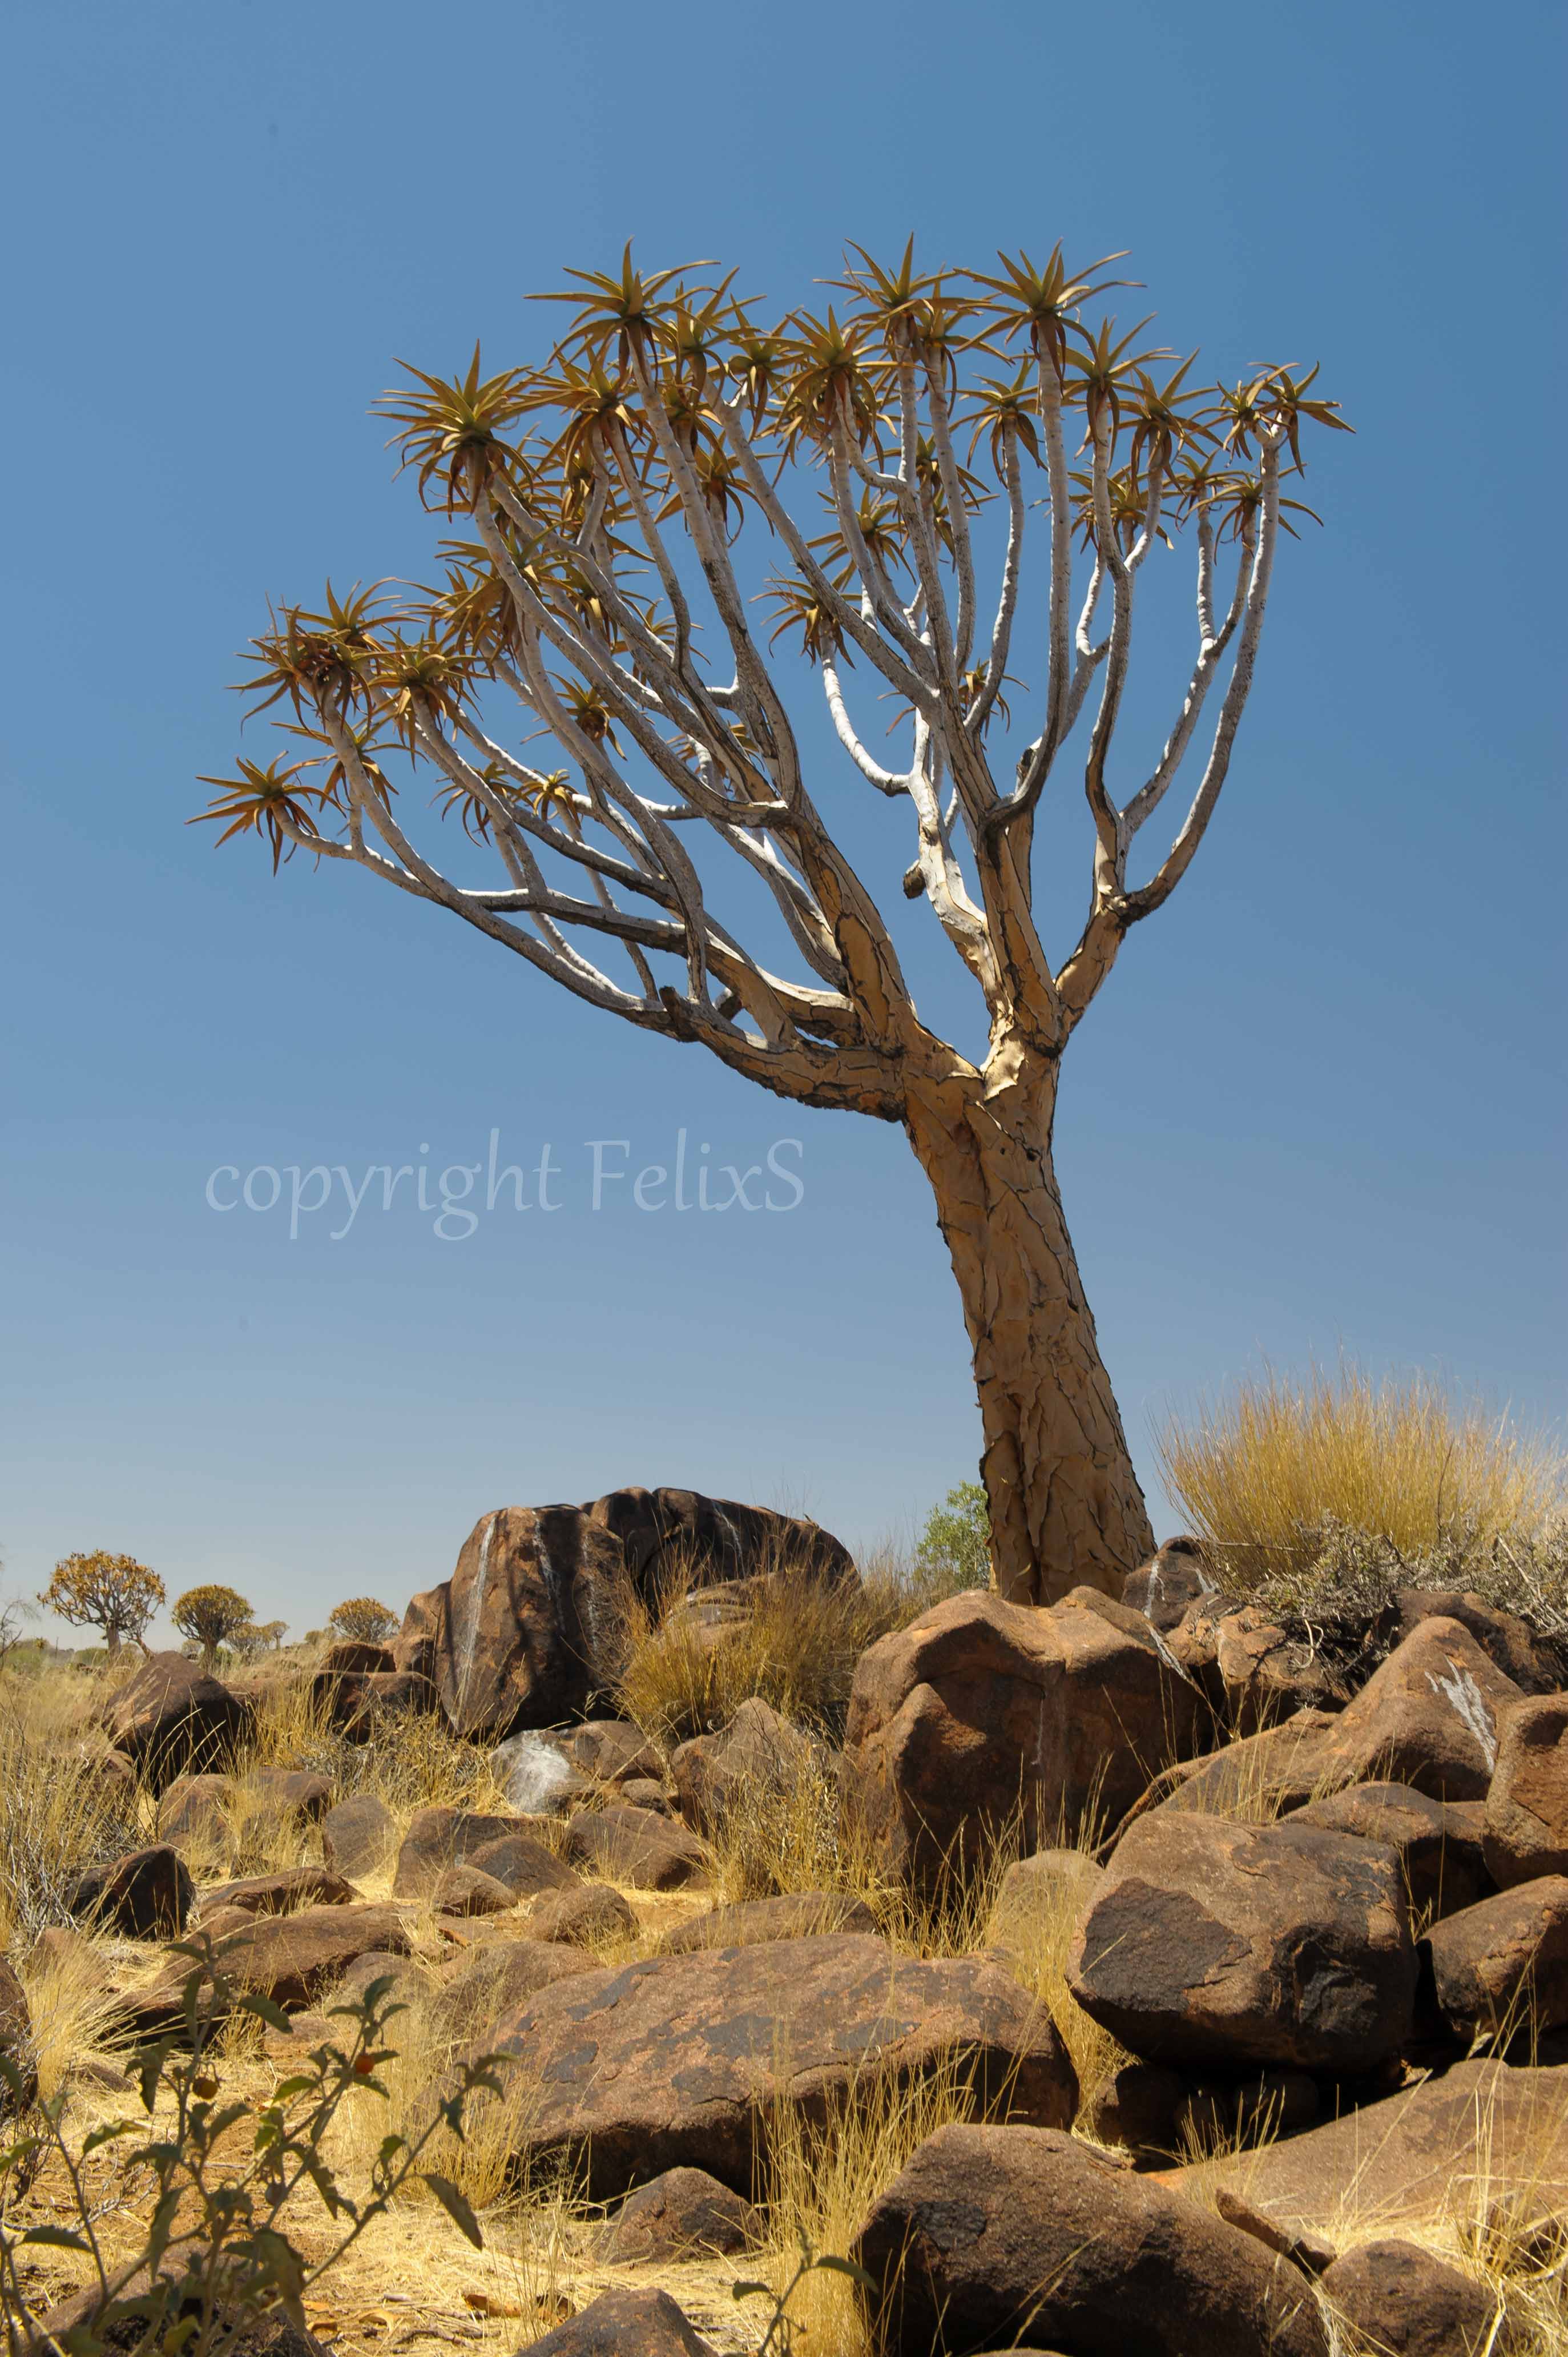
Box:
(1070, 1812, 1417, 2072)
(671, 1698, 822, 1837)
(1170, 2057, 1568, 2232)
(1214, 1607, 1348, 1732)
(617, 1778, 671, 1813)
(392, 1805, 550, 1898)
(657, 1891, 878, 1953)
(248, 1767, 334, 1824)
(467, 1828, 579, 1900)
(1123, 1536, 1217, 1632)
(597, 2166, 759, 2263)
(431, 1864, 517, 1917)
(1425, 1876, 1568, 2039)
(201, 1866, 358, 1917)
(1484, 1692, 1568, 1888)
(421, 1936, 596, 2049)
(851, 2121, 1327, 2356)
(1142, 1616, 1523, 1827)
(586, 1485, 853, 1596)
(0, 1960, 35, 2115)
(529, 1881, 635, 1946)
(67, 1844, 194, 1937)
(131, 1903, 412, 2029)
(314, 1640, 395, 1680)
(392, 1586, 442, 1679)
(159, 1772, 233, 1852)
(102, 1652, 252, 1792)
(520, 2287, 718, 2356)
(566, 1720, 660, 1783)
(841, 1586, 1203, 1893)
(565, 1804, 707, 1891)
(327, 1669, 438, 1741)
(1396, 1588, 1564, 1693)
(1319, 2236, 1501, 2355)
(320, 1792, 397, 1876)
(1292, 1781, 1493, 1920)
(427, 1505, 633, 1739)
(476, 1933, 1075, 2199)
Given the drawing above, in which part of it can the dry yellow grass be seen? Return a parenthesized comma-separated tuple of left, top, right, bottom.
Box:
(0, 1671, 148, 1944)
(1157, 1362, 1563, 1589)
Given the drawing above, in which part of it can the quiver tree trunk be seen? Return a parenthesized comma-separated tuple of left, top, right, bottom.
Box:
(906, 1056, 1155, 1606)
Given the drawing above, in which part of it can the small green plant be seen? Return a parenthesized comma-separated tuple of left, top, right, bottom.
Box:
(0, 1937, 506, 2357)
(912, 1481, 992, 1600)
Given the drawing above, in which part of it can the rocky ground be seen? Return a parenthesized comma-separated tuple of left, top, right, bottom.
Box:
(5, 1489, 1568, 2354)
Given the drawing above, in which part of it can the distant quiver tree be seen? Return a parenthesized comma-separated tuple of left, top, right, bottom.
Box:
(197, 241, 1348, 1602)
(41, 1551, 165, 1658)
(173, 1583, 254, 1674)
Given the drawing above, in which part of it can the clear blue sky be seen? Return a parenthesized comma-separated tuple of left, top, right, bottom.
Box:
(2, 0, 1562, 1647)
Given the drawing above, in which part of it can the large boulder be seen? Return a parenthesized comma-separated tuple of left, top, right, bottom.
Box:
(528, 1881, 636, 1946)
(1171, 2057, 1568, 2233)
(1424, 1877, 1568, 2040)
(392, 1587, 442, 1680)
(671, 1699, 823, 1837)
(323, 1669, 438, 1742)
(200, 1867, 357, 1918)
(1069, 1812, 1417, 2073)
(585, 1485, 853, 1596)
(1317, 2238, 1502, 2357)
(67, 1844, 194, 1938)
(426, 1506, 634, 1738)
(473, 1933, 1075, 2199)
(1139, 1616, 1523, 1827)
(127, 1903, 412, 2032)
(103, 1654, 252, 1793)
(1123, 1536, 1216, 1632)
(850, 2122, 1327, 2356)
(840, 1586, 1203, 1891)
(1484, 1692, 1568, 1888)
(1395, 1587, 1565, 1693)
(1290, 1781, 1493, 1921)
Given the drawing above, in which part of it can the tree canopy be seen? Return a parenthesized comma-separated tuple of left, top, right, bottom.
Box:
(41, 1551, 164, 1656)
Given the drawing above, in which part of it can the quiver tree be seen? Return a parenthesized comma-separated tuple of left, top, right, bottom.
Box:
(326, 1596, 398, 1646)
(199, 242, 1348, 1603)
(41, 1551, 165, 1658)
(172, 1583, 253, 1673)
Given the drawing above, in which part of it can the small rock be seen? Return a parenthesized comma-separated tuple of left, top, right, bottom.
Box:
(1084, 2060, 1316, 2162)
(1425, 1877, 1568, 2041)
(1069, 1811, 1417, 2073)
(1396, 1588, 1563, 1692)
(529, 1882, 635, 1946)
(1123, 1536, 1216, 1632)
(201, 1867, 358, 1918)
(320, 1792, 397, 1876)
(420, 1937, 596, 2049)
(596, 2166, 759, 2263)
(519, 2287, 718, 2356)
(247, 1768, 334, 1824)
(1484, 1693, 1568, 1889)
(658, 1891, 878, 1953)
(671, 1699, 822, 1837)
(987, 1848, 1105, 1956)
(393, 1805, 533, 1897)
(328, 1670, 439, 1741)
(466, 1828, 578, 1900)
(432, 1864, 517, 1917)
(1319, 2235, 1502, 2355)
(851, 2121, 1327, 2356)
(1212, 1607, 1348, 1732)
(67, 1845, 194, 1938)
(567, 1721, 660, 1783)
(565, 1805, 707, 1891)
(126, 1903, 412, 2031)
(616, 1778, 672, 1814)
(160, 1773, 233, 1853)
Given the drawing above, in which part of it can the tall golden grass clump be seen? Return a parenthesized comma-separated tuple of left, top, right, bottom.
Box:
(1158, 1363, 1563, 1590)
(0, 1668, 146, 1944)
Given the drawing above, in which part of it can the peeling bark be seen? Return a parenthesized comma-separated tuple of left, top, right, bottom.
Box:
(905, 1052, 1154, 1604)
